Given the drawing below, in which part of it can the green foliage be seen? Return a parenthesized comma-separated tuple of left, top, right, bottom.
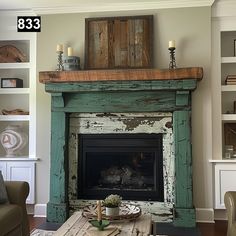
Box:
(103, 194, 122, 208)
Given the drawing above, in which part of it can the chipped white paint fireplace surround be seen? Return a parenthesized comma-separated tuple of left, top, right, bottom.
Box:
(68, 112, 174, 222)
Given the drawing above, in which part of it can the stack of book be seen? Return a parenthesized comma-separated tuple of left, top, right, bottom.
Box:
(225, 75, 236, 85)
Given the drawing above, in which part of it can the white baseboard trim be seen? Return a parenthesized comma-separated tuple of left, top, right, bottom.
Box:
(26, 204, 35, 215)
(196, 208, 215, 223)
(34, 204, 47, 217)
(214, 209, 227, 221)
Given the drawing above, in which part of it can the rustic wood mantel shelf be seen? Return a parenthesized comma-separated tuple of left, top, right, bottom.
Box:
(39, 67, 203, 83)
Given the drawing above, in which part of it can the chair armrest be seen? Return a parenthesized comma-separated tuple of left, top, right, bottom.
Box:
(4, 181, 30, 236)
(224, 191, 236, 227)
(4, 181, 29, 205)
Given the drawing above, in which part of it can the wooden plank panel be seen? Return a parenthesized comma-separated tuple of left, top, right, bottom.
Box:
(39, 67, 203, 83)
(50, 111, 67, 202)
(114, 19, 121, 67)
(173, 111, 195, 227)
(47, 111, 68, 223)
(54, 212, 152, 235)
(55, 91, 176, 113)
(108, 20, 114, 68)
(88, 21, 108, 69)
(143, 17, 152, 67)
(134, 19, 144, 67)
(174, 111, 193, 208)
(132, 215, 152, 236)
(174, 208, 195, 227)
(54, 212, 83, 235)
(128, 19, 135, 67)
(120, 20, 128, 67)
(45, 79, 197, 93)
(85, 16, 153, 69)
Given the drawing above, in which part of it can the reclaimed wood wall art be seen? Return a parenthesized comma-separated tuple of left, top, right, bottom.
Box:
(84, 15, 153, 69)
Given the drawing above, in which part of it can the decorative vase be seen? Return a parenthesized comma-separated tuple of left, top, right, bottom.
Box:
(0, 125, 28, 157)
(105, 207, 119, 216)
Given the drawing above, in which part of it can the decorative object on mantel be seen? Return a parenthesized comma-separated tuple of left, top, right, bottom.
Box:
(82, 203, 141, 221)
(63, 47, 80, 71)
(0, 125, 28, 157)
(56, 44, 64, 71)
(1, 109, 29, 115)
(85, 15, 153, 69)
(0, 45, 26, 63)
(168, 40, 177, 69)
(39, 67, 203, 83)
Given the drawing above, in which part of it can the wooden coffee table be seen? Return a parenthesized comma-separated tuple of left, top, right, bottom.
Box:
(54, 211, 152, 236)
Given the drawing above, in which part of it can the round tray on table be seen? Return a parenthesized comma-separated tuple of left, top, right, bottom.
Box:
(82, 203, 141, 221)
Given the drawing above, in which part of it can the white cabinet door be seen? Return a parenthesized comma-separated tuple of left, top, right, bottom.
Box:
(215, 163, 236, 209)
(6, 162, 35, 204)
(0, 162, 7, 179)
(0, 161, 7, 180)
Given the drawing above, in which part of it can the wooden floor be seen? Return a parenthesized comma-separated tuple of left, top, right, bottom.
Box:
(28, 215, 228, 236)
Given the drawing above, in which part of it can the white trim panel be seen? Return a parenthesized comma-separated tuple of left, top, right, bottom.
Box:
(214, 163, 236, 209)
(34, 0, 215, 15)
(34, 204, 47, 217)
(212, 0, 236, 17)
(196, 208, 215, 223)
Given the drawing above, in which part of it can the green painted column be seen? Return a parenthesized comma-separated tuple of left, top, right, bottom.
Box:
(47, 94, 68, 223)
(173, 110, 195, 227)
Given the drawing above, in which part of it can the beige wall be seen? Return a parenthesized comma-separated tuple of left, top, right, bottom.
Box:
(37, 7, 212, 213)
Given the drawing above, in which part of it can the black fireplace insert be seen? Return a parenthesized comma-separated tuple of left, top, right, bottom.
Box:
(77, 133, 164, 201)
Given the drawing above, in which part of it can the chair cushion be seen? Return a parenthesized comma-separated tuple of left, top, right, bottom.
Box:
(0, 171, 8, 203)
(230, 222, 236, 236)
(0, 204, 22, 235)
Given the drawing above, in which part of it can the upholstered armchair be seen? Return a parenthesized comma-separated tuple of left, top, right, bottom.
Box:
(224, 191, 236, 236)
(0, 181, 30, 236)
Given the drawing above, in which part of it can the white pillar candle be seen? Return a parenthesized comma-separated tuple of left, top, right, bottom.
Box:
(68, 47, 73, 56)
(168, 40, 175, 48)
(56, 44, 63, 52)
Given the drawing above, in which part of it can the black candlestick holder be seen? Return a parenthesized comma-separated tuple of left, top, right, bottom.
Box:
(169, 47, 177, 69)
(56, 51, 64, 71)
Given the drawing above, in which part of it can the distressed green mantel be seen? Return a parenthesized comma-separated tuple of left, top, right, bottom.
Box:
(44, 77, 199, 227)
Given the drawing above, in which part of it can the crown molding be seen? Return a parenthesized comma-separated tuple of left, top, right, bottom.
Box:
(33, 0, 215, 15)
(0, 9, 36, 16)
(212, 0, 236, 17)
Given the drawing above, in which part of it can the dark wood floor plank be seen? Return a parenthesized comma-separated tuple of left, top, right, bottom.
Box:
(197, 220, 228, 236)
(28, 215, 46, 232)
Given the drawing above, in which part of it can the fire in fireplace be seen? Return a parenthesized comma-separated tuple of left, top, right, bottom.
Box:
(77, 133, 164, 201)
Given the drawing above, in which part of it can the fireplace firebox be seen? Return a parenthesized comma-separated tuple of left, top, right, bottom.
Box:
(78, 134, 164, 201)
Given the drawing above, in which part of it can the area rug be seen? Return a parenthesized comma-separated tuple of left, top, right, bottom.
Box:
(30, 229, 55, 236)
(30, 222, 61, 236)
(153, 222, 201, 236)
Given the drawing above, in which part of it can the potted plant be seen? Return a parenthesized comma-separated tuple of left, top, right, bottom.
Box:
(103, 194, 122, 216)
